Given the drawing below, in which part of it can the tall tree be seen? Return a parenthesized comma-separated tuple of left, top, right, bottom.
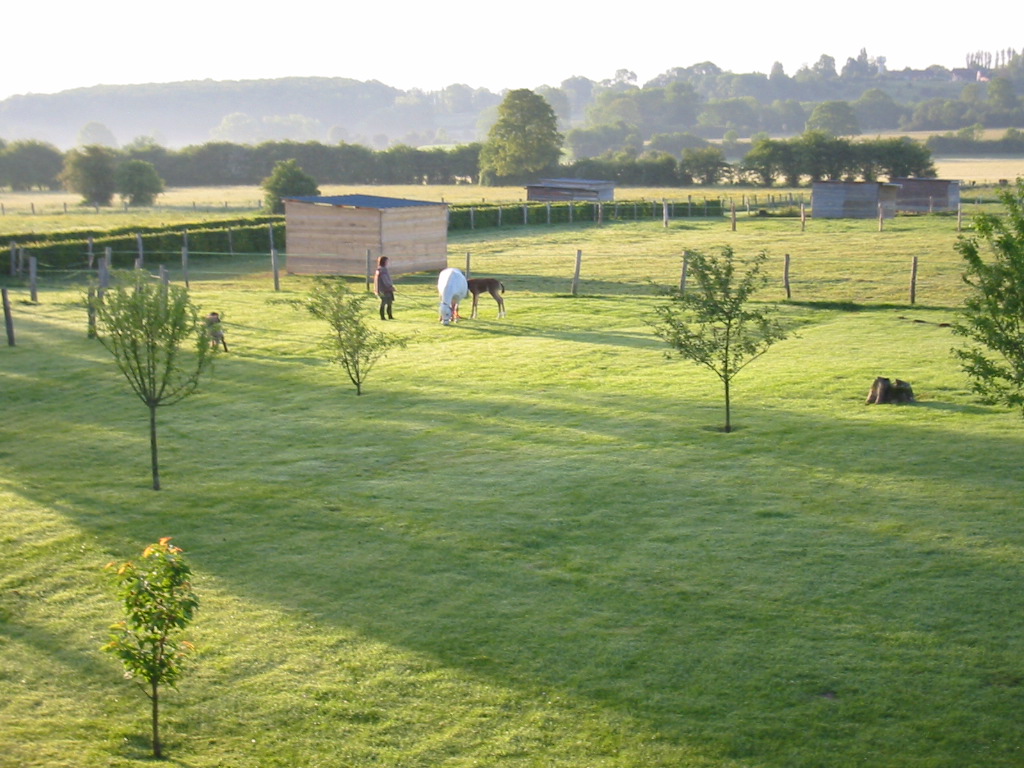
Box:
(652, 247, 788, 433)
(479, 89, 563, 185)
(1, 140, 64, 190)
(115, 159, 165, 206)
(89, 272, 215, 489)
(103, 538, 199, 759)
(952, 178, 1024, 416)
(61, 145, 118, 206)
(260, 158, 319, 213)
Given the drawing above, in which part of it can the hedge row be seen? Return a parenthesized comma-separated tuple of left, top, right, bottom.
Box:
(12, 199, 725, 271)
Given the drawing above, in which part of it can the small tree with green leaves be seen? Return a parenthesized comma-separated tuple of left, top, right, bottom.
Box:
(302, 277, 406, 395)
(952, 177, 1024, 416)
(88, 272, 215, 489)
(103, 538, 199, 760)
(652, 247, 788, 432)
(115, 159, 165, 206)
(261, 158, 319, 213)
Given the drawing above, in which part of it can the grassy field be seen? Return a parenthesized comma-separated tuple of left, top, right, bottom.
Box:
(2, 216, 1023, 767)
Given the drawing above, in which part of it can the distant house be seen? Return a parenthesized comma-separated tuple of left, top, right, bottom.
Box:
(525, 178, 615, 202)
(812, 181, 900, 219)
(891, 178, 960, 213)
(283, 194, 448, 276)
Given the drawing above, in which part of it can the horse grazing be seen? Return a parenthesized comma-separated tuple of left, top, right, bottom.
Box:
(467, 277, 506, 319)
(437, 267, 469, 325)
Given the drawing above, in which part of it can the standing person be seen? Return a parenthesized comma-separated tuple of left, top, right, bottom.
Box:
(373, 255, 395, 320)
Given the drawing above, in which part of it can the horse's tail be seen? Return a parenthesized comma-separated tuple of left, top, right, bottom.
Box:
(499, 282, 505, 294)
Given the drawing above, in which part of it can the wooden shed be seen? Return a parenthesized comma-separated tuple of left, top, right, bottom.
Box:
(812, 181, 900, 219)
(283, 194, 449, 275)
(891, 178, 960, 213)
(525, 178, 615, 202)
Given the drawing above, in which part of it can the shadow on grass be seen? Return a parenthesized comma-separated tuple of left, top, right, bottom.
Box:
(6, 305, 1024, 767)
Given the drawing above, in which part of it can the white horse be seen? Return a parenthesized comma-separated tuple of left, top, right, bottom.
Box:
(437, 267, 469, 325)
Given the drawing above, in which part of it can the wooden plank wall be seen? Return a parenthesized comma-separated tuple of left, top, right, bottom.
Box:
(285, 202, 448, 275)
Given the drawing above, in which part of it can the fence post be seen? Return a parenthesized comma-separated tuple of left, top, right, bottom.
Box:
(87, 236, 95, 268)
(470, 207, 476, 230)
(87, 287, 97, 339)
(909, 255, 919, 305)
(182, 246, 190, 289)
(2, 288, 15, 346)
(159, 264, 169, 287)
(8, 242, 14, 277)
(679, 251, 689, 294)
(663, 199, 669, 228)
(731, 199, 737, 231)
(878, 203, 884, 232)
(571, 249, 582, 296)
(546, 203, 551, 225)
(365, 249, 373, 291)
(784, 253, 792, 300)
(522, 204, 528, 225)
(957, 205, 963, 232)
(800, 203, 807, 232)
(136, 233, 144, 266)
(29, 256, 38, 303)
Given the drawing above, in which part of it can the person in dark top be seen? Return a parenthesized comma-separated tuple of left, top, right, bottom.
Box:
(373, 256, 395, 320)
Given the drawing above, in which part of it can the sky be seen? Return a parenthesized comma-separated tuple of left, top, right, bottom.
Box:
(3, 1, 1019, 101)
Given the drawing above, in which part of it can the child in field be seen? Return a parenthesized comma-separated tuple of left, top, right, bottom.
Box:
(374, 255, 395, 320)
(205, 311, 228, 351)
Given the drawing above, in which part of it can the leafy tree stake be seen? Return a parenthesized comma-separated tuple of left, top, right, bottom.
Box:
(652, 247, 788, 432)
(88, 271, 215, 489)
(302, 276, 407, 395)
(952, 177, 1024, 415)
(103, 538, 199, 760)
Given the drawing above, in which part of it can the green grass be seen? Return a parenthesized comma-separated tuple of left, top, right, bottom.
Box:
(2, 216, 1023, 767)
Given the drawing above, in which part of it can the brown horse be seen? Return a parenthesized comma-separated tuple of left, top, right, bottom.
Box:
(467, 277, 506, 319)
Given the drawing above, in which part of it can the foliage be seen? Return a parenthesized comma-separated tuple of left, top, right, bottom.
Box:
(651, 247, 788, 432)
(952, 177, 1024, 415)
(102, 538, 198, 759)
(115, 158, 165, 206)
(805, 100, 861, 136)
(479, 89, 563, 185)
(0, 139, 64, 190)
(88, 272, 215, 488)
(260, 158, 320, 213)
(302, 276, 407, 395)
(61, 145, 118, 206)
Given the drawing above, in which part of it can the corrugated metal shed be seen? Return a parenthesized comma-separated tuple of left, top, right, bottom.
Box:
(812, 181, 900, 219)
(283, 195, 448, 276)
(526, 178, 615, 202)
(890, 178, 960, 213)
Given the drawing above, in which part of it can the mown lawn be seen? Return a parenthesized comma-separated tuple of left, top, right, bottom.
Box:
(1, 216, 1022, 767)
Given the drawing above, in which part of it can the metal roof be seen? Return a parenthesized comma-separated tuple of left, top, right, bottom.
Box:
(284, 194, 446, 209)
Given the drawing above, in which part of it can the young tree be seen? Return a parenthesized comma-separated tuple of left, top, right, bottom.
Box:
(88, 272, 215, 489)
(61, 145, 118, 205)
(261, 158, 319, 213)
(115, 159, 165, 206)
(652, 247, 788, 433)
(302, 277, 406, 395)
(952, 178, 1024, 415)
(479, 89, 563, 184)
(103, 538, 199, 759)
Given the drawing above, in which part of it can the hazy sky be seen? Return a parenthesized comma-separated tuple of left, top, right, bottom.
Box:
(4, 1, 1018, 100)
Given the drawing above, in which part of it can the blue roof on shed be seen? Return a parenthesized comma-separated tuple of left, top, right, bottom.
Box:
(284, 194, 445, 209)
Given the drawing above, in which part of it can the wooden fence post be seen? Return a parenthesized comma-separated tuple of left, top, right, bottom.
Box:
(731, 199, 737, 231)
(571, 249, 582, 296)
(29, 256, 38, 303)
(878, 203, 885, 232)
(784, 253, 792, 300)
(87, 236, 95, 268)
(159, 264, 169, 287)
(679, 251, 689, 294)
(800, 203, 807, 232)
(957, 205, 963, 232)
(663, 199, 669, 228)
(909, 255, 919, 305)
(365, 249, 373, 291)
(87, 287, 97, 339)
(8, 242, 14, 276)
(2, 288, 15, 346)
(136, 233, 144, 265)
(269, 224, 281, 292)
(182, 246, 190, 289)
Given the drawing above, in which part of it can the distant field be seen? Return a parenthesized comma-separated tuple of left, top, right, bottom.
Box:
(1, 155, 1022, 236)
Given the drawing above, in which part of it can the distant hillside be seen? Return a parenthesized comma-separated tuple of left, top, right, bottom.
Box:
(0, 77, 501, 150)
(1, 51, 1020, 153)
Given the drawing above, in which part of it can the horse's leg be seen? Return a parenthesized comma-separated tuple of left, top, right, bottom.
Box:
(491, 287, 505, 318)
(471, 289, 480, 319)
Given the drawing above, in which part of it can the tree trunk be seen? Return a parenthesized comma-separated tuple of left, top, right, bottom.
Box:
(723, 376, 732, 433)
(151, 680, 162, 758)
(149, 403, 161, 490)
